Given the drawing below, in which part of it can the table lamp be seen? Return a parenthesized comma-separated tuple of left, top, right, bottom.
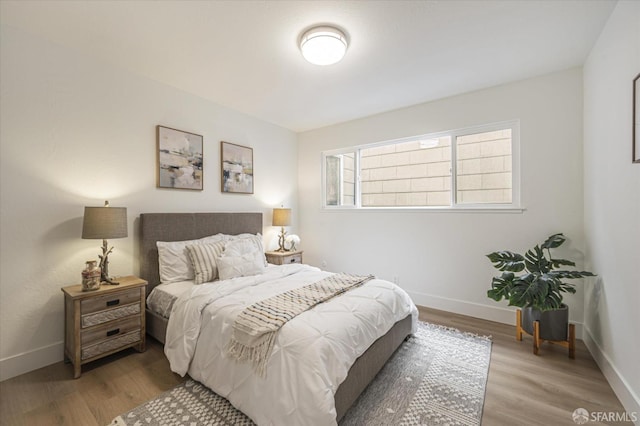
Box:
(272, 207, 291, 252)
(82, 200, 128, 285)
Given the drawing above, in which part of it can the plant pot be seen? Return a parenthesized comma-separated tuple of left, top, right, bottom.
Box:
(521, 305, 568, 341)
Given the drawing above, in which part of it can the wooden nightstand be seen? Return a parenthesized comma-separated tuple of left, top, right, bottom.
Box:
(265, 250, 303, 265)
(61, 276, 147, 378)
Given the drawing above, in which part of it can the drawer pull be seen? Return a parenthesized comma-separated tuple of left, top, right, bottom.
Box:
(107, 328, 120, 337)
(106, 299, 120, 307)
(290, 258, 296, 263)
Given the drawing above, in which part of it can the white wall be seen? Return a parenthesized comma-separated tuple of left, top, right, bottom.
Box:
(0, 25, 298, 381)
(583, 0, 640, 417)
(298, 68, 586, 328)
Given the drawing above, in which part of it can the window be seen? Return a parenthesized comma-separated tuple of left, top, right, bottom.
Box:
(324, 151, 356, 206)
(322, 121, 519, 209)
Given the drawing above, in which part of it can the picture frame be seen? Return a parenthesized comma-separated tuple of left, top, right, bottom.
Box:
(157, 125, 203, 190)
(221, 141, 254, 194)
(634, 73, 640, 164)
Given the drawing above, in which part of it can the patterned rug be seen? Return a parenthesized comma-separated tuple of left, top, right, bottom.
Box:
(109, 322, 492, 426)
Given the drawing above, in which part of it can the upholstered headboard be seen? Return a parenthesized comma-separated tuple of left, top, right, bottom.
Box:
(139, 212, 263, 295)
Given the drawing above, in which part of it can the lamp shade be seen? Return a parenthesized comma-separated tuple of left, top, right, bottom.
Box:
(82, 205, 128, 239)
(272, 208, 291, 227)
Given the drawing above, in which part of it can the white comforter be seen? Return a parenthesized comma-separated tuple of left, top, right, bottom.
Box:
(165, 264, 418, 426)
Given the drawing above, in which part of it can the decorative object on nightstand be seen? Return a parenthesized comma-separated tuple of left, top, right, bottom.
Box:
(265, 250, 303, 265)
(62, 276, 147, 378)
(272, 207, 291, 252)
(285, 234, 300, 251)
(82, 200, 128, 285)
(81, 260, 101, 292)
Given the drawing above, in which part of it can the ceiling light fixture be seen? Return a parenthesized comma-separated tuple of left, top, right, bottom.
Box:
(299, 26, 348, 66)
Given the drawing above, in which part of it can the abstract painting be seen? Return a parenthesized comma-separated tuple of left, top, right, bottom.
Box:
(221, 141, 253, 194)
(157, 126, 203, 190)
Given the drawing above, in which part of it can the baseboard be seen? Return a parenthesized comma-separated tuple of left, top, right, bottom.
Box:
(407, 290, 584, 339)
(0, 341, 63, 382)
(582, 326, 640, 424)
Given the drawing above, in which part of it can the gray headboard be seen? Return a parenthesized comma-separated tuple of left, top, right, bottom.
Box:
(139, 212, 263, 295)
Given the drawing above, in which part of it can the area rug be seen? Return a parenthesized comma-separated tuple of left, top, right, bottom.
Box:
(109, 321, 492, 426)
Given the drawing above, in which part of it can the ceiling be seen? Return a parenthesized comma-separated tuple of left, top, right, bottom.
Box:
(1, 0, 616, 132)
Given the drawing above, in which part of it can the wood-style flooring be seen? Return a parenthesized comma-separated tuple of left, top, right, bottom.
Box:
(0, 307, 630, 425)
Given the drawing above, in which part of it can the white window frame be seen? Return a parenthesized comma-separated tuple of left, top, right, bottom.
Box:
(321, 120, 522, 212)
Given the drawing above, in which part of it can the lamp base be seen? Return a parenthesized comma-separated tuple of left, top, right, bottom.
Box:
(99, 239, 119, 285)
(101, 276, 120, 285)
(277, 227, 289, 252)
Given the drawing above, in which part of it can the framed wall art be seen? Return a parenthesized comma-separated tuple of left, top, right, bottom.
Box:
(157, 125, 203, 190)
(221, 141, 254, 194)
(634, 73, 640, 163)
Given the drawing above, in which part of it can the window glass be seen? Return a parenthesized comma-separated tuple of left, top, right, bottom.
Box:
(456, 129, 512, 204)
(361, 137, 451, 207)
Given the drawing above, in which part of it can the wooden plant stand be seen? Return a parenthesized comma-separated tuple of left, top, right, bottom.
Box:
(516, 309, 575, 359)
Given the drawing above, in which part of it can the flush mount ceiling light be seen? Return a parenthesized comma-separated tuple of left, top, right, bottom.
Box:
(299, 26, 348, 66)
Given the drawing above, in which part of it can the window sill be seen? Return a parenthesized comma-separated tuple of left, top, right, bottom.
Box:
(322, 206, 526, 213)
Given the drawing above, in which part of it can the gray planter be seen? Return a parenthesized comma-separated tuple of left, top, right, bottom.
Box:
(521, 305, 569, 341)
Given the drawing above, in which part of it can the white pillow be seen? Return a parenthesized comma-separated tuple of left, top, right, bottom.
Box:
(186, 241, 226, 284)
(216, 252, 266, 281)
(157, 234, 224, 283)
(224, 238, 259, 256)
(224, 233, 267, 265)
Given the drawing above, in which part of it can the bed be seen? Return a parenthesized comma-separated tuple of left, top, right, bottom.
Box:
(139, 212, 417, 424)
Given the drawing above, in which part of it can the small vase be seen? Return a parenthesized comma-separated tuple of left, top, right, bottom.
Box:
(82, 260, 101, 292)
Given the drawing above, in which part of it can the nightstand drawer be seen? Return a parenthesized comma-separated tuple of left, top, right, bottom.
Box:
(81, 330, 141, 360)
(287, 254, 302, 264)
(81, 288, 140, 315)
(81, 302, 140, 328)
(81, 316, 141, 346)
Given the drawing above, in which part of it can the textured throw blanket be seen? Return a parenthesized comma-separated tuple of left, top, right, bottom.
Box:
(227, 273, 374, 376)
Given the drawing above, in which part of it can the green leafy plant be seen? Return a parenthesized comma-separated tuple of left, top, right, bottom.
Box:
(486, 233, 595, 311)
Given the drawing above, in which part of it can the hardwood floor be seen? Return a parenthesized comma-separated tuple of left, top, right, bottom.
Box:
(0, 307, 630, 425)
(417, 307, 631, 426)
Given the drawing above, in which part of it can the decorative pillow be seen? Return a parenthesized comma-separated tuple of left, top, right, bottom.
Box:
(186, 241, 226, 284)
(224, 233, 267, 266)
(216, 252, 266, 281)
(157, 234, 224, 283)
(224, 238, 259, 256)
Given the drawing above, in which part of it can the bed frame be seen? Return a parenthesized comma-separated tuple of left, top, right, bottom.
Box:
(139, 212, 412, 421)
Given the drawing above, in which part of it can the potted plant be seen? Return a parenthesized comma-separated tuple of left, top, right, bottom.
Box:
(486, 233, 595, 341)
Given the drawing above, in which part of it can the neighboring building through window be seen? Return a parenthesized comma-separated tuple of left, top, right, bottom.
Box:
(360, 137, 452, 207)
(323, 121, 519, 209)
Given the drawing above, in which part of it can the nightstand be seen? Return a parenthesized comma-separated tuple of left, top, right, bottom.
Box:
(265, 250, 303, 265)
(61, 276, 147, 378)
